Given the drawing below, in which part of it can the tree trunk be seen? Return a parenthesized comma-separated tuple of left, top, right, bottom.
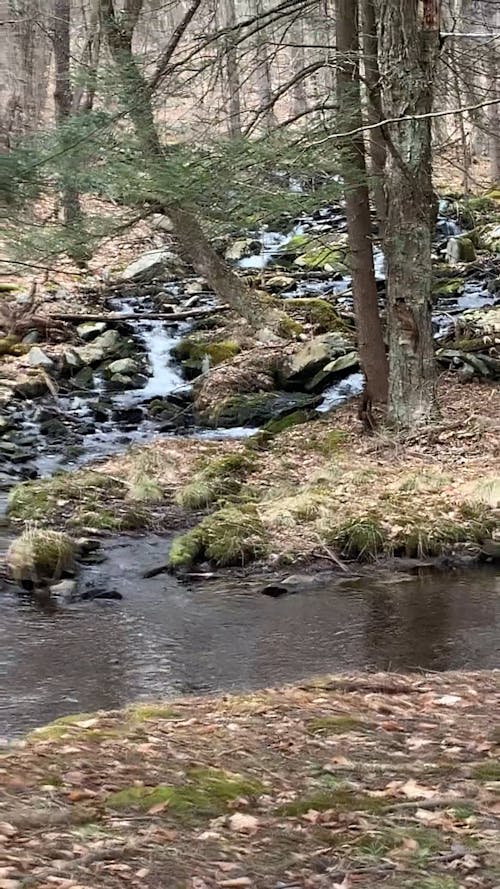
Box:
(486, 6, 500, 182)
(99, 0, 287, 335)
(221, 0, 242, 137)
(376, 0, 441, 428)
(361, 0, 387, 233)
(336, 0, 388, 403)
(52, 0, 82, 228)
(253, 0, 277, 132)
(290, 17, 308, 118)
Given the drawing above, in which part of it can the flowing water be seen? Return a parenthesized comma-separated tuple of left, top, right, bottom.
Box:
(1, 203, 499, 739)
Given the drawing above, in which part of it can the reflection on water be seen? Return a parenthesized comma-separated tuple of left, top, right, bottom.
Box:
(0, 535, 498, 738)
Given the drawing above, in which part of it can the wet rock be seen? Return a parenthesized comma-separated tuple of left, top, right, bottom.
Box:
(77, 321, 107, 340)
(446, 236, 476, 264)
(108, 373, 133, 389)
(0, 416, 12, 435)
(306, 351, 359, 392)
(477, 222, 500, 254)
(75, 330, 124, 366)
(62, 348, 84, 372)
(266, 274, 295, 290)
(22, 330, 41, 344)
(72, 366, 94, 388)
(89, 400, 110, 421)
(27, 346, 55, 370)
(121, 249, 186, 283)
(184, 279, 205, 295)
(107, 357, 139, 375)
(281, 333, 353, 386)
(80, 586, 123, 601)
(13, 375, 48, 398)
(202, 390, 321, 428)
(50, 578, 77, 602)
(112, 406, 144, 426)
(225, 238, 262, 261)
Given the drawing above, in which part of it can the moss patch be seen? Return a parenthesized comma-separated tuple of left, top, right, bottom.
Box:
(175, 452, 255, 510)
(283, 297, 343, 332)
(307, 715, 367, 735)
(106, 767, 263, 818)
(8, 471, 125, 523)
(169, 504, 267, 570)
(276, 788, 387, 817)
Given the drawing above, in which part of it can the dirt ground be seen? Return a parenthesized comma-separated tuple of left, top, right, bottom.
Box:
(1, 672, 499, 889)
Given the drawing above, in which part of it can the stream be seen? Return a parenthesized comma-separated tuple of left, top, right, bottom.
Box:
(1, 201, 499, 738)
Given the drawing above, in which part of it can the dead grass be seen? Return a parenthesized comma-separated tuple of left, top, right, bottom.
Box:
(1, 671, 498, 889)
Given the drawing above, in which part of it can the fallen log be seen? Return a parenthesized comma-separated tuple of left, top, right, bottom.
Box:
(50, 305, 229, 324)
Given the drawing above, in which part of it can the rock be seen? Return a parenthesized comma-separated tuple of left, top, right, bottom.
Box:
(446, 236, 476, 264)
(151, 213, 174, 233)
(306, 351, 360, 392)
(22, 330, 41, 344)
(89, 400, 110, 421)
(225, 238, 261, 261)
(108, 373, 132, 388)
(77, 321, 107, 341)
(40, 418, 67, 438)
(477, 222, 500, 254)
(50, 578, 77, 602)
(201, 390, 321, 428)
(72, 366, 94, 388)
(112, 406, 144, 426)
(107, 357, 139, 375)
(13, 375, 48, 398)
(281, 333, 353, 385)
(266, 274, 295, 290)
(0, 416, 12, 435)
(6, 530, 76, 586)
(184, 280, 205, 295)
(27, 347, 55, 370)
(62, 348, 84, 372)
(75, 330, 124, 366)
(121, 249, 186, 283)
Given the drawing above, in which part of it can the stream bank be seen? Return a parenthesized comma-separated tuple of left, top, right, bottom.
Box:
(1, 672, 498, 889)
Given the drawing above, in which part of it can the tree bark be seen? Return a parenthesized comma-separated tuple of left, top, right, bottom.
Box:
(336, 0, 388, 403)
(52, 0, 82, 229)
(221, 0, 242, 137)
(99, 0, 287, 335)
(361, 0, 387, 233)
(253, 0, 278, 132)
(376, 0, 441, 428)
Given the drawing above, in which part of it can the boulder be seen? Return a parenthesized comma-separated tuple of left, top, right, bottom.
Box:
(13, 375, 48, 398)
(62, 348, 84, 372)
(280, 333, 353, 385)
(27, 347, 55, 370)
(75, 329, 124, 366)
(107, 357, 139, 375)
(225, 238, 262, 261)
(200, 390, 321, 428)
(77, 321, 107, 341)
(50, 578, 77, 602)
(477, 223, 500, 254)
(306, 350, 360, 392)
(121, 249, 186, 283)
(446, 236, 476, 264)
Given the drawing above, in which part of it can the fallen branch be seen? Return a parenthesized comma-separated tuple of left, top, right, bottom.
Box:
(50, 305, 229, 324)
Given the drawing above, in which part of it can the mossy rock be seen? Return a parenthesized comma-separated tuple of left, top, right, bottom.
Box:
(476, 222, 500, 254)
(432, 277, 464, 298)
(169, 505, 267, 570)
(6, 529, 76, 585)
(202, 391, 321, 429)
(283, 298, 342, 332)
(0, 335, 29, 357)
(172, 335, 240, 374)
(294, 245, 348, 273)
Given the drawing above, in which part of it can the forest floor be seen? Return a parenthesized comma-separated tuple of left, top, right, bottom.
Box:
(1, 672, 499, 889)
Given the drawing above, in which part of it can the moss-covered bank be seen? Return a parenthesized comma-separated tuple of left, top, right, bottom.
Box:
(4, 379, 498, 579)
(1, 672, 498, 888)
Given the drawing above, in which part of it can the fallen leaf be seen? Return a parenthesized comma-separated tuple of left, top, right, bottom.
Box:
(401, 779, 437, 800)
(436, 695, 461, 706)
(148, 801, 169, 815)
(332, 876, 351, 889)
(228, 813, 259, 834)
(218, 879, 252, 888)
(135, 869, 150, 879)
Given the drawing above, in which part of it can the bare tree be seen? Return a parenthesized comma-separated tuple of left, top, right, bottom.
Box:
(253, 0, 278, 131)
(337, 0, 388, 405)
(361, 0, 387, 231)
(221, 0, 242, 137)
(52, 0, 82, 228)
(376, 0, 442, 427)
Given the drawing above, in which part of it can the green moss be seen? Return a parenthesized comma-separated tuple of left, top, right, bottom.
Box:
(315, 429, 348, 455)
(329, 516, 388, 561)
(283, 298, 342, 332)
(201, 505, 267, 566)
(68, 506, 147, 531)
(129, 705, 180, 721)
(6, 529, 76, 585)
(397, 511, 495, 558)
(262, 409, 312, 436)
(0, 335, 29, 357)
(432, 277, 464, 297)
(176, 453, 255, 511)
(168, 528, 205, 569)
(276, 788, 387, 817)
(307, 716, 367, 735)
(106, 768, 263, 818)
(7, 471, 124, 522)
(126, 474, 163, 504)
(294, 245, 348, 272)
(169, 505, 267, 570)
(472, 760, 500, 781)
(276, 314, 303, 338)
(172, 335, 240, 368)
